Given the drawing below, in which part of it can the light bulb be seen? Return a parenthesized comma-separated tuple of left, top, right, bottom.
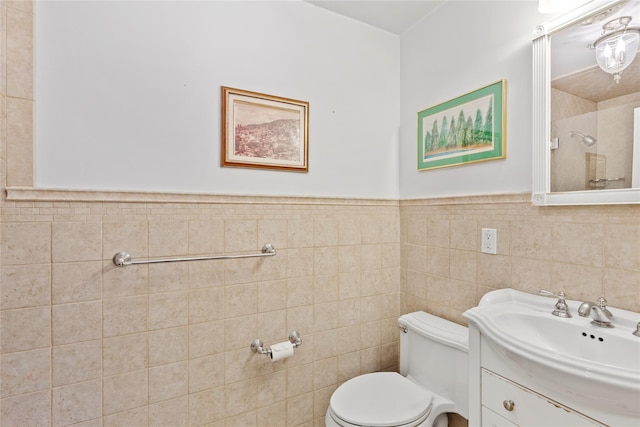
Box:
(603, 43, 613, 69)
(615, 37, 625, 63)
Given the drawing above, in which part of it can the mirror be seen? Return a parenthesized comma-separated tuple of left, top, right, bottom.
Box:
(532, 0, 640, 205)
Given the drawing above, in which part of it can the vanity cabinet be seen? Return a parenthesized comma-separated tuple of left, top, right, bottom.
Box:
(480, 369, 605, 427)
(466, 328, 616, 427)
(464, 288, 640, 427)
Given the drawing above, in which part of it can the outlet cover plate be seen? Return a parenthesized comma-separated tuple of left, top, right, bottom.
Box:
(481, 228, 497, 254)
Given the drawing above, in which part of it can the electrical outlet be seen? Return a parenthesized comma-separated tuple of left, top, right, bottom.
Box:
(481, 228, 497, 254)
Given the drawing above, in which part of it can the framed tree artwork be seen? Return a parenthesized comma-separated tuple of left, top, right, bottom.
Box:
(417, 80, 506, 171)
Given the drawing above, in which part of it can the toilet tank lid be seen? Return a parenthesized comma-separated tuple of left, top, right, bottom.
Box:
(399, 311, 468, 352)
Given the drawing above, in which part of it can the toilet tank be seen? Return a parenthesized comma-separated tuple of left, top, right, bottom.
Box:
(398, 311, 469, 418)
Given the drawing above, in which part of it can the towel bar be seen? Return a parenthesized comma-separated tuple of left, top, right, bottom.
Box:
(112, 243, 276, 267)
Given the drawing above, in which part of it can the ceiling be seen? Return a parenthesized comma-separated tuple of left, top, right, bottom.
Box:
(305, 0, 446, 34)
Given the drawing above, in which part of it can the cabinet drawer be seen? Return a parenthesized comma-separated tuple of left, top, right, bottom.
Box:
(481, 406, 516, 427)
(481, 369, 605, 426)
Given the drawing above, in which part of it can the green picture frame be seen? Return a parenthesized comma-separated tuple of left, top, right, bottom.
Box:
(417, 80, 506, 171)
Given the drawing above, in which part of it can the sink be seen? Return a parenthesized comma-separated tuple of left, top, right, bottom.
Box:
(492, 311, 640, 374)
(464, 288, 640, 425)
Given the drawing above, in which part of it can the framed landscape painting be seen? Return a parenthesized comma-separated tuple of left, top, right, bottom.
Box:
(417, 80, 506, 171)
(221, 87, 309, 172)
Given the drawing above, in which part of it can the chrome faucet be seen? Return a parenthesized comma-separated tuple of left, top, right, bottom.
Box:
(578, 297, 614, 328)
(633, 322, 640, 337)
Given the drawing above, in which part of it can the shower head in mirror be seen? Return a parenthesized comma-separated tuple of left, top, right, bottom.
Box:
(570, 131, 597, 146)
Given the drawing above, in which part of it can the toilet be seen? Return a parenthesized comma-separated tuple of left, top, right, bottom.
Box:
(326, 311, 468, 427)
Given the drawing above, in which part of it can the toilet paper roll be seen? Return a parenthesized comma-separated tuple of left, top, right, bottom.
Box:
(269, 340, 295, 362)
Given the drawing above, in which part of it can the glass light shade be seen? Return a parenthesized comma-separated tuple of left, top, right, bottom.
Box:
(594, 30, 640, 83)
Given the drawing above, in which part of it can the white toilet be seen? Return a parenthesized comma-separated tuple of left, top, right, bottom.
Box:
(326, 311, 469, 427)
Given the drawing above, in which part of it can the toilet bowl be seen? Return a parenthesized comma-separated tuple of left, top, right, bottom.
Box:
(325, 372, 441, 427)
(325, 311, 468, 427)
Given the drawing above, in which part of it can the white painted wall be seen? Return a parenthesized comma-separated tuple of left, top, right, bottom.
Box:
(36, 1, 558, 200)
(399, 1, 545, 199)
(35, 1, 400, 198)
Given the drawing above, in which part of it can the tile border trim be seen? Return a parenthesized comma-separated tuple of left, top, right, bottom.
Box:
(5, 186, 401, 206)
(400, 193, 530, 206)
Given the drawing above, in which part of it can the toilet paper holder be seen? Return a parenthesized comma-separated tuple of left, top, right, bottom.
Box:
(251, 330, 302, 356)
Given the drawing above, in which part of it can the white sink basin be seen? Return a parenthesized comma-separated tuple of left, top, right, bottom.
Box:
(492, 310, 640, 374)
(464, 288, 640, 424)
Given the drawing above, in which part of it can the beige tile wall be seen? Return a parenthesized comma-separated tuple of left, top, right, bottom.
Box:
(400, 196, 640, 324)
(0, 197, 401, 427)
(2, 0, 33, 188)
(3, 193, 637, 427)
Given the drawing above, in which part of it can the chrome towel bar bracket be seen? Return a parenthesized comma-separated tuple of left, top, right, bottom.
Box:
(112, 243, 276, 267)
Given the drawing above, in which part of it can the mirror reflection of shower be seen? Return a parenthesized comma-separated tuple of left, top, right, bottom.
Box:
(570, 131, 597, 146)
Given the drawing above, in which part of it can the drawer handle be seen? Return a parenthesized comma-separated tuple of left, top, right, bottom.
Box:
(503, 400, 515, 411)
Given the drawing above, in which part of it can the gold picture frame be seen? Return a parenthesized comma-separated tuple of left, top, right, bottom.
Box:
(221, 87, 309, 172)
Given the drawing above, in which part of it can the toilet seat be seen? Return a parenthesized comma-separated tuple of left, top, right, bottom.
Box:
(328, 372, 433, 427)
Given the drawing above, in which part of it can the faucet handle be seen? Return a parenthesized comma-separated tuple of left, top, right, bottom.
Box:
(538, 290, 571, 318)
(596, 297, 614, 318)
